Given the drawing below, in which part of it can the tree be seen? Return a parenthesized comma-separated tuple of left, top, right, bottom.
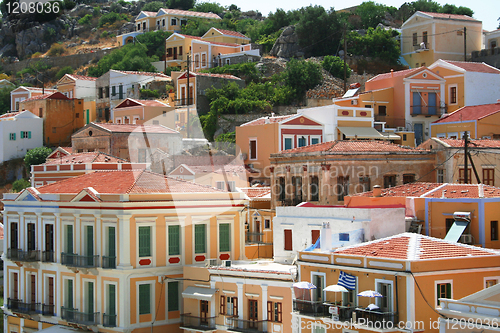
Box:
(135, 30, 172, 59)
(347, 27, 400, 64)
(355, 1, 388, 29)
(284, 58, 322, 100)
(56, 66, 74, 80)
(322, 55, 351, 79)
(193, 2, 225, 15)
(167, 0, 194, 10)
(142, 1, 165, 12)
(12, 179, 31, 192)
(0, 85, 14, 115)
(24, 147, 52, 169)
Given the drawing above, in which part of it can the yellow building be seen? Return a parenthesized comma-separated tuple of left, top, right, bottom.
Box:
(295, 232, 500, 333)
(201, 27, 251, 45)
(113, 98, 176, 129)
(401, 11, 482, 69)
(2, 170, 247, 333)
(56, 74, 97, 125)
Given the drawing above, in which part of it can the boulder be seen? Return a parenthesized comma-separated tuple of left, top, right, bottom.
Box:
(269, 25, 304, 59)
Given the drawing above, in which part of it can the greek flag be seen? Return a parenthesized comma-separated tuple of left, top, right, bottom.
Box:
(338, 271, 356, 290)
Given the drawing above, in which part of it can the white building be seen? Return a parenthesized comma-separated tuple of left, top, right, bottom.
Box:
(0, 111, 43, 163)
(272, 204, 406, 264)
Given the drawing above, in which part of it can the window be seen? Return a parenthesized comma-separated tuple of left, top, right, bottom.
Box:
(437, 169, 445, 183)
(76, 113, 79, 118)
(450, 86, 457, 104)
(195, 224, 206, 253)
(180, 19, 187, 26)
(65, 225, 73, 254)
(492, 221, 498, 241)
(376, 281, 393, 312)
(194, 54, 199, 68)
(423, 31, 428, 45)
(168, 225, 180, 256)
(39, 107, 43, 117)
(403, 174, 415, 184)
(222, 296, 238, 316)
(292, 176, 302, 204)
(436, 283, 451, 307)
(139, 284, 151, 315)
(284, 137, 293, 150)
(86, 281, 94, 314)
(337, 176, 349, 201)
(384, 175, 396, 188)
(171, 18, 177, 26)
(249, 300, 258, 321)
(112, 86, 116, 96)
(249, 139, 257, 160)
(133, 116, 140, 124)
(459, 168, 472, 184)
(378, 105, 387, 116)
(168, 281, 179, 311)
(105, 86, 110, 98)
(284, 229, 292, 251)
(202, 53, 206, 67)
(267, 301, 282, 322)
(21, 131, 31, 139)
(138, 226, 151, 257)
(162, 19, 165, 26)
(278, 177, 286, 201)
(27, 222, 36, 251)
(99, 87, 103, 99)
(298, 136, 307, 147)
(310, 176, 319, 201)
(65, 279, 73, 309)
(137, 23, 140, 30)
(413, 33, 418, 46)
(264, 219, 271, 229)
(483, 168, 494, 186)
(217, 181, 236, 192)
(486, 279, 498, 288)
(219, 223, 230, 252)
(152, 120, 159, 125)
(311, 136, 320, 145)
(179, 46, 183, 55)
(339, 233, 350, 241)
(9, 133, 16, 141)
(107, 284, 116, 324)
(359, 176, 370, 193)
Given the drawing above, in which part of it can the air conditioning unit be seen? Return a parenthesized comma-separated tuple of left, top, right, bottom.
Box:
(205, 259, 218, 267)
(351, 100, 358, 105)
(397, 127, 405, 132)
(460, 234, 473, 244)
(222, 260, 232, 267)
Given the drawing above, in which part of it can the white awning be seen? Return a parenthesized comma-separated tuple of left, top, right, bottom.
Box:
(337, 127, 385, 139)
(379, 132, 401, 140)
(182, 286, 216, 301)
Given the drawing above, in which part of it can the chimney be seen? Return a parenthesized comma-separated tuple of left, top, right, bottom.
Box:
(271, 112, 275, 117)
(373, 185, 382, 197)
(390, 69, 394, 78)
(320, 222, 331, 252)
(264, 116, 270, 124)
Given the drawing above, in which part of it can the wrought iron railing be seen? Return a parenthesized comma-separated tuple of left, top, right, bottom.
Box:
(42, 303, 55, 316)
(180, 313, 216, 330)
(61, 306, 100, 326)
(61, 253, 99, 268)
(7, 249, 40, 262)
(102, 256, 116, 269)
(354, 308, 398, 328)
(103, 313, 117, 327)
(227, 318, 268, 332)
(246, 232, 264, 244)
(293, 299, 328, 317)
(42, 251, 55, 262)
(7, 298, 40, 314)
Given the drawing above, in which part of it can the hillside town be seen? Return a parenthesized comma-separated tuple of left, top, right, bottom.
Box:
(1, 0, 500, 333)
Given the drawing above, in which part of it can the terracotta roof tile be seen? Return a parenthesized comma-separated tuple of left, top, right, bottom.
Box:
(419, 11, 480, 22)
(433, 103, 500, 123)
(432, 138, 500, 148)
(334, 233, 498, 260)
(92, 123, 178, 134)
(441, 60, 500, 74)
(239, 187, 271, 199)
(279, 140, 425, 154)
(367, 68, 420, 82)
(67, 74, 98, 81)
(178, 34, 241, 47)
(193, 72, 242, 80)
(240, 115, 294, 127)
(114, 70, 170, 78)
(142, 11, 157, 16)
(44, 152, 126, 165)
(159, 8, 221, 19)
(22, 92, 69, 102)
(16, 87, 57, 93)
(0, 112, 20, 119)
(36, 170, 225, 195)
(214, 28, 249, 39)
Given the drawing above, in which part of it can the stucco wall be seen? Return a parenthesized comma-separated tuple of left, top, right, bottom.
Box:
(464, 71, 500, 106)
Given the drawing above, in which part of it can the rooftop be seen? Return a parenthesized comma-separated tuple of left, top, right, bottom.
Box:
(44, 152, 127, 165)
(427, 138, 500, 148)
(177, 34, 242, 47)
(177, 71, 242, 81)
(208, 260, 296, 276)
(240, 115, 294, 126)
(239, 187, 271, 199)
(66, 74, 98, 81)
(278, 140, 425, 154)
(367, 67, 420, 82)
(90, 123, 178, 134)
(22, 92, 69, 102)
(113, 70, 170, 78)
(438, 60, 500, 74)
(334, 232, 498, 260)
(433, 103, 500, 123)
(212, 28, 249, 39)
(418, 11, 481, 22)
(158, 8, 221, 19)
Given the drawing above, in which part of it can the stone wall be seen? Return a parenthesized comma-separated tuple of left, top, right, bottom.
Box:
(0, 158, 26, 186)
(471, 48, 500, 69)
(217, 106, 299, 133)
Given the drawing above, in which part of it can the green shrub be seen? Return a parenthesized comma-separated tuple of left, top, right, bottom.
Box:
(101, 30, 109, 38)
(56, 66, 74, 80)
(47, 43, 66, 57)
(140, 89, 160, 98)
(322, 55, 351, 79)
(215, 131, 235, 143)
(78, 14, 92, 25)
(24, 147, 52, 169)
(164, 66, 181, 76)
(12, 179, 31, 192)
(98, 12, 128, 27)
(284, 58, 322, 100)
(93, 6, 100, 17)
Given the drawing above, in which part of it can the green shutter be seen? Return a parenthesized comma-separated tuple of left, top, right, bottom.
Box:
(219, 223, 230, 252)
(87, 226, 93, 256)
(28, 131, 31, 139)
(195, 224, 206, 254)
(446, 283, 452, 298)
(109, 284, 116, 315)
(139, 284, 151, 315)
(168, 225, 180, 256)
(108, 227, 116, 257)
(138, 226, 151, 257)
(66, 225, 73, 254)
(168, 281, 179, 311)
(13, 133, 16, 140)
(67, 280, 73, 308)
(87, 282, 94, 313)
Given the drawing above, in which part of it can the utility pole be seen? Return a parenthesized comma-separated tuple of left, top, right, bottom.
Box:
(463, 27, 467, 61)
(464, 131, 468, 184)
(343, 23, 347, 93)
(186, 53, 190, 139)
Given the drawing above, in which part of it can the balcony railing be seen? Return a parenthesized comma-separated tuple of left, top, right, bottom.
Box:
(293, 299, 328, 317)
(246, 232, 264, 244)
(354, 308, 398, 328)
(7, 298, 40, 314)
(61, 307, 100, 326)
(227, 318, 268, 332)
(42, 251, 55, 262)
(413, 44, 430, 52)
(61, 253, 100, 268)
(410, 105, 441, 116)
(180, 313, 216, 331)
(102, 256, 116, 269)
(103, 313, 117, 327)
(166, 54, 185, 61)
(7, 249, 41, 262)
(42, 304, 55, 316)
(174, 97, 195, 107)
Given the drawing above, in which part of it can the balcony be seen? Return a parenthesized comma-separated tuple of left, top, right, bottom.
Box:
(354, 308, 398, 329)
(7, 298, 40, 314)
(227, 318, 267, 332)
(413, 43, 430, 52)
(42, 304, 55, 316)
(410, 105, 442, 116)
(7, 249, 40, 262)
(293, 299, 328, 317)
(42, 251, 55, 262)
(61, 253, 100, 268)
(174, 97, 195, 107)
(180, 314, 216, 331)
(166, 54, 185, 62)
(246, 232, 264, 244)
(102, 256, 116, 269)
(103, 313, 117, 327)
(61, 307, 100, 326)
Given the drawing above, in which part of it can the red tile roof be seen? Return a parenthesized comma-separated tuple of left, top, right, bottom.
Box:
(178, 71, 242, 80)
(44, 152, 127, 165)
(67, 74, 98, 81)
(433, 103, 500, 123)
(15, 87, 57, 93)
(367, 68, 420, 82)
(0, 112, 20, 119)
(187, 163, 247, 174)
(240, 115, 294, 127)
(159, 8, 221, 19)
(431, 138, 500, 148)
(334, 233, 498, 260)
(419, 11, 480, 22)
(178, 34, 242, 47)
(353, 183, 500, 199)
(440, 60, 500, 74)
(239, 187, 271, 199)
(279, 140, 425, 154)
(36, 170, 224, 195)
(114, 70, 170, 78)
(22, 92, 69, 102)
(213, 28, 249, 39)
(141, 11, 157, 16)
(92, 123, 178, 134)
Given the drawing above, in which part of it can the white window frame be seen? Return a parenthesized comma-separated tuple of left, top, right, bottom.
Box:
(447, 132, 458, 139)
(194, 54, 200, 69)
(62, 276, 76, 308)
(136, 280, 155, 319)
(8, 217, 19, 252)
(437, 169, 445, 183)
(436, 133, 446, 138)
(61, 220, 74, 255)
(201, 52, 207, 68)
(171, 18, 177, 26)
(10, 270, 19, 299)
(217, 216, 234, 257)
(435, 279, 453, 308)
(116, 117, 122, 124)
(249, 138, 257, 160)
(43, 273, 56, 308)
(264, 218, 272, 230)
(34, 181, 44, 188)
(165, 217, 184, 265)
(297, 135, 308, 148)
(375, 278, 394, 312)
(311, 272, 327, 302)
(192, 216, 211, 260)
(135, 219, 156, 268)
(448, 84, 458, 105)
(25, 217, 37, 251)
(310, 135, 321, 145)
(484, 276, 500, 288)
(133, 116, 140, 124)
(283, 135, 295, 150)
(102, 219, 117, 258)
(42, 217, 55, 254)
(81, 220, 95, 257)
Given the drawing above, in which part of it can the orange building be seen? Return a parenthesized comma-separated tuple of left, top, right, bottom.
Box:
(295, 232, 500, 333)
(56, 74, 97, 125)
(113, 98, 176, 128)
(19, 92, 84, 146)
(10, 86, 57, 111)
